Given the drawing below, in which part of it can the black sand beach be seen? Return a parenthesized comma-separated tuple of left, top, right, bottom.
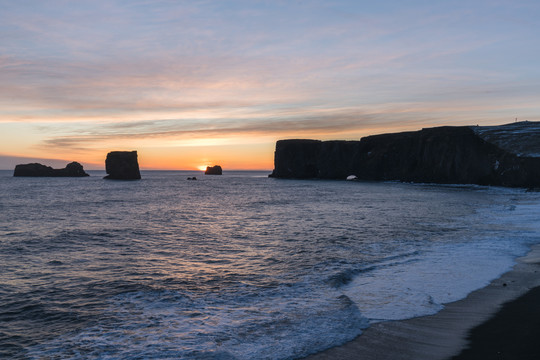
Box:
(304, 245, 540, 360)
(452, 285, 540, 360)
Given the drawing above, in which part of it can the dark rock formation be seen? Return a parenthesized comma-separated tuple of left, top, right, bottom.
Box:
(14, 162, 89, 177)
(187, 177, 197, 180)
(58, 162, 90, 177)
(104, 151, 141, 180)
(205, 165, 222, 175)
(14, 163, 55, 177)
(269, 123, 540, 188)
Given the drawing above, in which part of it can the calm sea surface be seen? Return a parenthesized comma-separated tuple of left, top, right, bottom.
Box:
(1, 170, 539, 359)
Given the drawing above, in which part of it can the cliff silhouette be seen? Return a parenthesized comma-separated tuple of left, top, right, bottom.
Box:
(269, 122, 540, 188)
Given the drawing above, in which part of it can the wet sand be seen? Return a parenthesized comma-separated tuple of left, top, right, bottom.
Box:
(451, 286, 540, 359)
(303, 245, 540, 360)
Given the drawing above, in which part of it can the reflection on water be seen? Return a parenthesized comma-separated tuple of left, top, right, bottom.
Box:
(0, 170, 539, 359)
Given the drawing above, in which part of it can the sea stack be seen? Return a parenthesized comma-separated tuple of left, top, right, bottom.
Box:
(14, 162, 89, 177)
(204, 165, 223, 175)
(104, 151, 141, 180)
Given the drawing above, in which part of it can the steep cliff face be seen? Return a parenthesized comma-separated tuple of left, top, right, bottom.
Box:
(270, 140, 322, 179)
(104, 151, 141, 180)
(269, 125, 540, 188)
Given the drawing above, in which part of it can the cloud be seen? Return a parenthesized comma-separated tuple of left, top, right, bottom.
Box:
(3, 0, 528, 122)
(35, 104, 469, 153)
(0, 153, 100, 170)
(2, 0, 540, 167)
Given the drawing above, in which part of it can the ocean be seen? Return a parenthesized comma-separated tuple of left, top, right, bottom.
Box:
(1, 170, 539, 359)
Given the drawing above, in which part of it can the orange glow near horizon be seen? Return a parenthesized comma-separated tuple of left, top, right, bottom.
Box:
(0, 117, 520, 171)
(3, 1, 540, 173)
(132, 142, 276, 171)
(0, 136, 277, 170)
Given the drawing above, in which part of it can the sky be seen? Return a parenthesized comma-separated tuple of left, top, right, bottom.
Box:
(1, 0, 539, 170)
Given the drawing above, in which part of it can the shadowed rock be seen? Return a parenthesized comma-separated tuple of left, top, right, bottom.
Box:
(205, 165, 222, 175)
(269, 123, 540, 188)
(104, 151, 141, 180)
(14, 162, 89, 177)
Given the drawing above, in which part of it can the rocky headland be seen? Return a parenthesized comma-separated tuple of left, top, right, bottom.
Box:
(269, 122, 540, 188)
(14, 162, 89, 177)
(104, 151, 141, 180)
(205, 165, 223, 175)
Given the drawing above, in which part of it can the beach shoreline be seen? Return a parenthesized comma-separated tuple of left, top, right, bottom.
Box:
(303, 244, 540, 360)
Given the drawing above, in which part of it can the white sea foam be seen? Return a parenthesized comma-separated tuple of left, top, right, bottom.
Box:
(344, 200, 540, 321)
(27, 286, 368, 360)
(5, 172, 540, 360)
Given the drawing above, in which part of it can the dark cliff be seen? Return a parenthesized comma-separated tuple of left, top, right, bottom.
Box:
(14, 162, 89, 177)
(269, 124, 540, 188)
(104, 151, 141, 180)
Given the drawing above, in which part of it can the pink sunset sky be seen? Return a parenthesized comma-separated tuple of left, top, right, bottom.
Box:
(1, 0, 539, 169)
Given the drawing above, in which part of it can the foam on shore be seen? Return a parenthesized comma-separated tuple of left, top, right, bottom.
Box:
(304, 244, 540, 360)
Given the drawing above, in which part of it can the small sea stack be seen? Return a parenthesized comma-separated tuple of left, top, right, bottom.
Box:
(104, 151, 141, 180)
(14, 162, 89, 177)
(204, 165, 222, 175)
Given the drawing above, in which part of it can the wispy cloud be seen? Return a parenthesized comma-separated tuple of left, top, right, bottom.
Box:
(1, 0, 540, 166)
(34, 104, 481, 154)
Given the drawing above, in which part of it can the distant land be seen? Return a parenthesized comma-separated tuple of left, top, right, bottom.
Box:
(270, 121, 540, 188)
(14, 162, 89, 177)
(0, 155, 100, 171)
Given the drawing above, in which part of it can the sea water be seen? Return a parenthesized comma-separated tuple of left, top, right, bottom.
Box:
(1, 170, 539, 359)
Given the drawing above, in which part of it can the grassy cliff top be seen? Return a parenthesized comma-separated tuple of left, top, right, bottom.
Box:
(473, 121, 540, 158)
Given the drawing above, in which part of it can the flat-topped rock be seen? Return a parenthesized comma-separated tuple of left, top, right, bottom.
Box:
(269, 123, 540, 188)
(205, 165, 223, 175)
(14, 162, 89, 177)
(104, 151, 141, 180)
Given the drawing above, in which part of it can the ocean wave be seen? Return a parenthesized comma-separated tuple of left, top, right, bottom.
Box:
(24, 286, 369, 360)
(3, 172, 540, 359)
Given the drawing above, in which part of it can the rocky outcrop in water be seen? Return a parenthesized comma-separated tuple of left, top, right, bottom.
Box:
(269, 123, 540, 188)
(104, 151, 141, 180)
(205, 165, 223, 175)
(14, 162, 89, 177)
